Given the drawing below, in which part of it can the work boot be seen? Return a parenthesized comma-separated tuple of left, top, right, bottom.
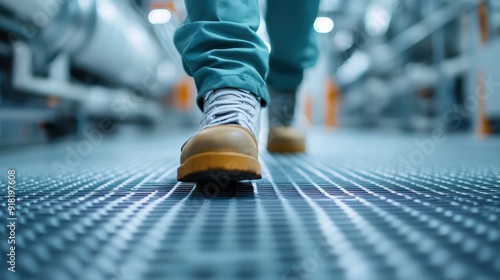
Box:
(266, 88, 306, 153)
(177, 88, 262, 182)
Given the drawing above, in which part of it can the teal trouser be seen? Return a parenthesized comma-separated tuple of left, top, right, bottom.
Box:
(173, 0, 320, 109)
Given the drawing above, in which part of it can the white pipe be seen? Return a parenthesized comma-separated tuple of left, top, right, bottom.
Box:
(0, 0, 66, 20)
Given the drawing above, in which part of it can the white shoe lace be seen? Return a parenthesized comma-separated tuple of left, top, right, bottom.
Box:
(200, 88, 261, 139)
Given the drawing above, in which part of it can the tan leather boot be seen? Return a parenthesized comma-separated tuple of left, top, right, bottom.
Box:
(266, 88, 305, 153)
(177, 125, 261, 182)
(177, 88, 262, 182)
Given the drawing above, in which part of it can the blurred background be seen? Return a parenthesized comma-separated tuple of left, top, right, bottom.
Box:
(1, 2, 500, 280)
(0, 0, 499, 146)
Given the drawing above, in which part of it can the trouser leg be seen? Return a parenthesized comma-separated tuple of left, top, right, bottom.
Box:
(265, 0, 321, 92)
(173, 0, 270, 109)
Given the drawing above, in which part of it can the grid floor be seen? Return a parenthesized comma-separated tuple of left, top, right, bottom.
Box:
(1, 130, 499, 280)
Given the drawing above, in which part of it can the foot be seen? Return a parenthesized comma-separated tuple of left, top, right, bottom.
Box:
(177, 88, 262, 182)
(266, 88, 306, 153)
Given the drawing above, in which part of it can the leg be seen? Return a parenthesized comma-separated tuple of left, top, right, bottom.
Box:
(265, 0, 321, 153)
(174, 0, 267, 182)
(265, 0, 321, 92)
(174, 0, 270, 109)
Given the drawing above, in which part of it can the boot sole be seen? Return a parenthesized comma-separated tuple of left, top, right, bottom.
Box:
(177, 152, 262, 182)
(267, 142, 306, 153)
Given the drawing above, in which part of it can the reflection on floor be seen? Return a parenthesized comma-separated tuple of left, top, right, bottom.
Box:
(1, 129, 499, 280)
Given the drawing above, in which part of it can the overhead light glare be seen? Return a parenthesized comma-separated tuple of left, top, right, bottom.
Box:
(148, 9, 172, 25)
(314, 17, 334, 34)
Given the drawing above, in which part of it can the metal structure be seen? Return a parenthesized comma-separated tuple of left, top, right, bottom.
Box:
(1, 130, 499, 280)
(315, 0, 500, 133)
(0, 0, 182, 145)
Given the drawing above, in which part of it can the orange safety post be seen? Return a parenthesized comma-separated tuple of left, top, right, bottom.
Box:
(478, 2, 488, 45)
(150, 1, 177, 12)
(303, 92, 313, 125)
(477, 4, 490, 138)
(173, 76, 193, 112)
(324, 77, 339, 129)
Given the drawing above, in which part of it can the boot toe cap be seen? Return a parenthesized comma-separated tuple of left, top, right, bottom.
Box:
(181, 125, 258, 163)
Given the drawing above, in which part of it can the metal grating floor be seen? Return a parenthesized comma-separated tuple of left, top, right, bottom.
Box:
(1, 129, 499, 280)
